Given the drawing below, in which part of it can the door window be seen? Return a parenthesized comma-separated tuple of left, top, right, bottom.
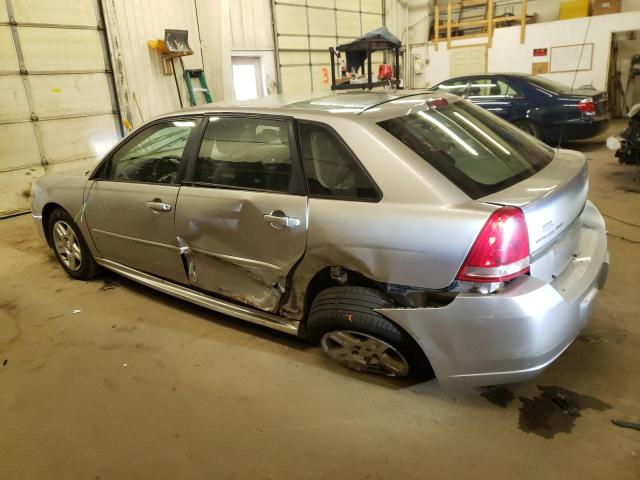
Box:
(232, 57, 264, 101)
(468, 79, 521, 98)
(298, 122, 380, 201)
(194, 116, 292, 193)
(433, 79, 468, 96)
(109, 120, 196, 184)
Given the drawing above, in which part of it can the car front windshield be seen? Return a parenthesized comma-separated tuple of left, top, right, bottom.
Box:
(377, 98, 554, 199)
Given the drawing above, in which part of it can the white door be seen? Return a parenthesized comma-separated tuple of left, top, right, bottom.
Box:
(449, 45, 487, 78)
(232, 56, 264, 101)
(0, 0, 120, 217)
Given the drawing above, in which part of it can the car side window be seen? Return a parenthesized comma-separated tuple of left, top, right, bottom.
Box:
(193, 116, 292, 193)
(434, 79, 468, 96)
(298, 122, 379, 201)
(109, 120, 196, 184)
(468, 78, 522, 98)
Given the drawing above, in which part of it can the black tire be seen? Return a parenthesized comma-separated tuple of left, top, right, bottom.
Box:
(514, 119, 543, 140)
(48, 208, 100, 280)
(307, 286, 433, 378)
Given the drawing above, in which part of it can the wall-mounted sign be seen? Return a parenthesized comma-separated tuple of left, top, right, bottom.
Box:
(532, 62, 549, 75)
(412, 54, 423, 74)
(533, 48, 548, 57)
(321, 67, 329, 85)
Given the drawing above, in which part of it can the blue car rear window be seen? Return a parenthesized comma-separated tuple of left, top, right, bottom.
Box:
(378, 100, 554, 199)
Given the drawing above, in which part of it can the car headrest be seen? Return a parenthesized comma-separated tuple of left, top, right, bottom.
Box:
(309, 130, 355, 191)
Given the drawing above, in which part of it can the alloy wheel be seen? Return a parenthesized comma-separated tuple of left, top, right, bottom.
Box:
(52, 220, 82, 271)
(320, 330, 410, 377)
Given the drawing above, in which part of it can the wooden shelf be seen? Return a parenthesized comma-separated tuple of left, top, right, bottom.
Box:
(433, 0, 529, 50)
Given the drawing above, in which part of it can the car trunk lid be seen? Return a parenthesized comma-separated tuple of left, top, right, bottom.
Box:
(479, 149, 588, 277)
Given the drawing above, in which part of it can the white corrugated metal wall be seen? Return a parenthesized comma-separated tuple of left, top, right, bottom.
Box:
(273, 0, 386, 94)
(230, 0, 278, 98)
(0, 0, 121, 216)
(102, 0, 205, 130)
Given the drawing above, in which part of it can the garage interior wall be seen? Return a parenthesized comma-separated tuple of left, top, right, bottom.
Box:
(206, 0, 409, 98)
(409, 5, 640, 92)
(0, 0, 410, 217)
(0, 0, 121, 217)
(102, 0, 206, 129)
(198, 0, 278, 102)
(273, 0, 387, 94)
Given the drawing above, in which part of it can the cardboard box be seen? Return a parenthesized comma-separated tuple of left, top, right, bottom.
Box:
(532, 62, 549, 75)
(559, 0, 590, 19)
(592, 0, 621, 15)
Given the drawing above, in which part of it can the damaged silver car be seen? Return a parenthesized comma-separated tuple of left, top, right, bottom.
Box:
(31, 92, 609, 387)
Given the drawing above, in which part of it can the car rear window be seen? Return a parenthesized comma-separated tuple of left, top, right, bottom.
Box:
(377, 99, 554, 199)
(525, 76, 574, 94)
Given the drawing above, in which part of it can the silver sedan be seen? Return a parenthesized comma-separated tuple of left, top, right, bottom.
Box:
(31, 91, 609, 387)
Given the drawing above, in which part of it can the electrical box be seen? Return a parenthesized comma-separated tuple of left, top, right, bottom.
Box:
(559, 0, 590, 19)
(592, 0, 621, 15)
(412, 54, 423, 74)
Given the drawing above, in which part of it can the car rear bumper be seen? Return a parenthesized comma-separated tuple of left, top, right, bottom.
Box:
(545, 117, 609, 141)
(377, 201, 608, 388)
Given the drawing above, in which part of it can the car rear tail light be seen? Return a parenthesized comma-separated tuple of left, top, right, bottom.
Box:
(457, 207, 530, 283)
(425, 98, 448, 108)
(577, 98, 596, 115)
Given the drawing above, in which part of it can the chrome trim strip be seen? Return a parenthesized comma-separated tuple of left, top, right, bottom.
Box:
(93, 229, 178, 251)
(94, 258, 299, 335)
(191, 248, 281, 271)
(462, 257, 530, 278)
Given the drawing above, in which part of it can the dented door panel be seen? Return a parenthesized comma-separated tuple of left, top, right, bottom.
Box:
(174, 186, 307, 312)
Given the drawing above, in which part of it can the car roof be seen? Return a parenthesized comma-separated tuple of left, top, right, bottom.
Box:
(162, 90, 449, 119)
(438, 72, 532, 82)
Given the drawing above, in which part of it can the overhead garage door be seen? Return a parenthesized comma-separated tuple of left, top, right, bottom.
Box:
(0, 0, 120, 217)
(273, 0, 384, 94)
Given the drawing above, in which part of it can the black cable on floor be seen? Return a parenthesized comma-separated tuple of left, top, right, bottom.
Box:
(601, 213, 640, 229)
(607, 232, 640, 244)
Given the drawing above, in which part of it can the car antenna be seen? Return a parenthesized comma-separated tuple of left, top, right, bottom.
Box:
(557, 15, 592, 151)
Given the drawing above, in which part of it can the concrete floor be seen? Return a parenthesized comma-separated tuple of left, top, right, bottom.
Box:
(1, 131, 639, 479)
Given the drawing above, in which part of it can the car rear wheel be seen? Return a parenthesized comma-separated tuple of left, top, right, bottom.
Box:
(307, 286, 432, 378)
(514, 119, 543, 140)
(48, 208, 100, 280)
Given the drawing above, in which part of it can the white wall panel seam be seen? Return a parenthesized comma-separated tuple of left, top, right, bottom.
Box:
(101, 0, 134, 128)
(0, 155, 96, 174)
(92, 0, 123, 138)
(0, 22, 100, 30)
(4, 0, 46, 165)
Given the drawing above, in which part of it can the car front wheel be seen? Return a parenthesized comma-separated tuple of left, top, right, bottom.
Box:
(48, 208, 100, 280)
(307, 286, 432, 378)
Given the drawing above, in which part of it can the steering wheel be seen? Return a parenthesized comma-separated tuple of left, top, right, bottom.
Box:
(157, 171, 178, 184)
(152, 156, 181, 183)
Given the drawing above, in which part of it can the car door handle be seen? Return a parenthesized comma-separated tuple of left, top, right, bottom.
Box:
(263, 210, 300, 229)
(147, 199, 172, 212)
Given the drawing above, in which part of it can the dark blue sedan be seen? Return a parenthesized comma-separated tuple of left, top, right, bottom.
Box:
(430, 73, 609, 144)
